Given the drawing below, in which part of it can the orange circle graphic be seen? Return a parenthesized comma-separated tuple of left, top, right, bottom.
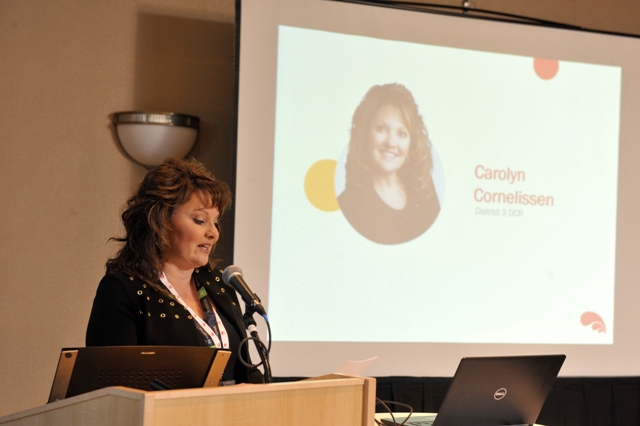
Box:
(534, 58, 559, 80)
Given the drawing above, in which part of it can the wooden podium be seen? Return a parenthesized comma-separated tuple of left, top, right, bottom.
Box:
(0, 375, 375, 426)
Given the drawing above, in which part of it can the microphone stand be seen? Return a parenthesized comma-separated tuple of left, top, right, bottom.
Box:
(243, 305, 272, 383)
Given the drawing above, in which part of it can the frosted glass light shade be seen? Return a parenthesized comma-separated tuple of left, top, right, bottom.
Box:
(113, 112, 199, 167)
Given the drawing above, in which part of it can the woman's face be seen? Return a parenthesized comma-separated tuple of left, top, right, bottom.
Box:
(368, 104, 411, 175)
(165, 190, 220, 271)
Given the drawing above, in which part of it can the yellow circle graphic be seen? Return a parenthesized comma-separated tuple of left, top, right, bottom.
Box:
(304, 159, 339, 212)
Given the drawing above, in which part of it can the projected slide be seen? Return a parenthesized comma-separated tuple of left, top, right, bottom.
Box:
(268, 25, 620, 345)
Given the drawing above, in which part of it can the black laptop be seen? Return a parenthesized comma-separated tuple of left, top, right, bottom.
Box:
(381, 354, 565, 426)
(48, 346, 231, 403)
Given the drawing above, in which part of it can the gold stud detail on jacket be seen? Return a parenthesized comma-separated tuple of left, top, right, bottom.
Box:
(170, 302, 175, 306)
(137, 290, 143, 295)
(232, 302, 236, 306)
(159, 299, 164, 303)
(160, 313, 166, 318)
(129, 276, 134, 281)
(206, 281, 210, 285)
(175, 314, 179, 319)
(142, 284, 147, 288)
(195, 268, 200, 273)
(215, 277, 220, 282)
(188, 315, 193, 320)
(220, 287, 225, 292)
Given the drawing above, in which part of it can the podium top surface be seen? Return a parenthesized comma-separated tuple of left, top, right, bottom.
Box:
(1, 375, 376, 426)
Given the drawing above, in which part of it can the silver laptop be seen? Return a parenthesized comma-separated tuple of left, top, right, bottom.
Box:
(381, 354, 565, 426)
(48, 346, 230, 403)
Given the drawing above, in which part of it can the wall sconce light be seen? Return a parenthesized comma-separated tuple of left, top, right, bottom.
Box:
(113, 111, 200, 167)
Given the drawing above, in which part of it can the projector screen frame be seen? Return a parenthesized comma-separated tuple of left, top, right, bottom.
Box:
(332, 0, 584, 31)
(232, 0, 640, 378)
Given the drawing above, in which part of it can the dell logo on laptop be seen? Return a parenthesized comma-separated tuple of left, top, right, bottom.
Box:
(494, 388, 507, 400)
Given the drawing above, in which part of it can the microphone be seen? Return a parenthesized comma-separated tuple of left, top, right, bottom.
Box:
(222, 265, 267, 317)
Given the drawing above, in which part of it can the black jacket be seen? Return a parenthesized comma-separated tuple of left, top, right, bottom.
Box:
(86, 266, 263, 384)
(338, 181, 441, 244)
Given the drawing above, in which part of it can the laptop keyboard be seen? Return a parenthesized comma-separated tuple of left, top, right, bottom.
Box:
(381, 416, 435, 425)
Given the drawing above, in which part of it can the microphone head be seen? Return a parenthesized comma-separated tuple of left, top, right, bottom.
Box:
(222, 265, 268, 317)
(222, 265, 243, 285)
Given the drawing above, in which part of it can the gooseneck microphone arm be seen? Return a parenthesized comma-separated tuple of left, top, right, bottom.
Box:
(242, 304, 272, 383)
(222, 265, 272, 383)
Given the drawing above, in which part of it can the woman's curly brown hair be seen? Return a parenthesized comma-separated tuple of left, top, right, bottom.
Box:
(345, 83, 437, 203)
(106, 157, 231, 291)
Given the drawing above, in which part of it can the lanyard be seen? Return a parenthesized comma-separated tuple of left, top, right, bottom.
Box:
(159, 272, 229, 349)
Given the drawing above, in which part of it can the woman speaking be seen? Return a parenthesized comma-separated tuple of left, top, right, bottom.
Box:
(86, 157, 263, 384)
(338, 83, 441, 244)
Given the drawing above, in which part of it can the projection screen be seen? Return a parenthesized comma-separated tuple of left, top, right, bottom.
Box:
(234, 0, 640, 377)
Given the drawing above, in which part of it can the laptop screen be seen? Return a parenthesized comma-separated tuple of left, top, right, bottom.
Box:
(381, 354, 565, 426)
(48, 346, 230, 403)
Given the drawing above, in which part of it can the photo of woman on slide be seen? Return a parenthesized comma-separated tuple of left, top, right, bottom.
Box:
(338, 83, 441, 244)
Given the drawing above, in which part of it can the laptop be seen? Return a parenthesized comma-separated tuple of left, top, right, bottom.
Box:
(381, 354, 565, 426)
(48, 346, 231, 403)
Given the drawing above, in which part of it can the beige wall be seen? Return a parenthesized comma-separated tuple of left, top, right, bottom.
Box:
(0, 0, 236, 416)
(0, 0, 637, 417)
